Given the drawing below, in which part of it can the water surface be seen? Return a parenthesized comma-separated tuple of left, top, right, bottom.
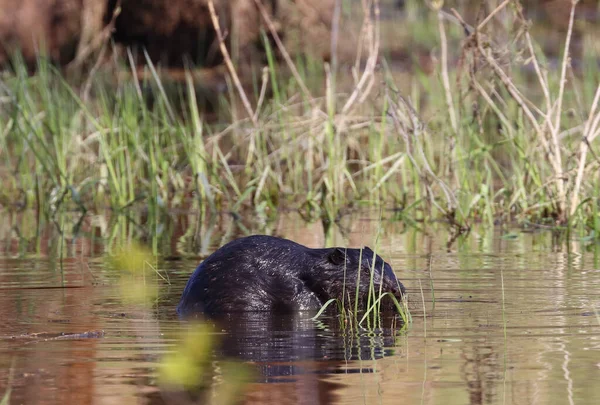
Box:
(0, 214, 599, 405)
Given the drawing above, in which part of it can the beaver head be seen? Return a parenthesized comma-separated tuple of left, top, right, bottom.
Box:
(302, 247, 406, 311)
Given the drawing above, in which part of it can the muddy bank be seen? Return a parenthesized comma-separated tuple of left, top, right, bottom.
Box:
(107, 0, 335, 67)
(0, 0, 91, 67)
(0, 0, 597, 72)
(0, 0, 334, 69)
(105, 0, 224, 67)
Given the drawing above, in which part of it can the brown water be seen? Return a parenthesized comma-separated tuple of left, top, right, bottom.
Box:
(1, 212, 599, 405)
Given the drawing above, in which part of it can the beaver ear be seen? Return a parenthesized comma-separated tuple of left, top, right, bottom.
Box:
(328, 248, 347, 265)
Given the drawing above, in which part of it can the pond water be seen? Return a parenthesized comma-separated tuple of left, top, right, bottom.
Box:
(0, 212, 599, 405)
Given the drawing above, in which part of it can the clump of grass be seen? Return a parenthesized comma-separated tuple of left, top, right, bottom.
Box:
(312, 291, 411, 332)
(0, 0, 599, 238)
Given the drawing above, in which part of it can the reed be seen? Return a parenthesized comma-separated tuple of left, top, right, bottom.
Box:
(0, 0, 599, 238)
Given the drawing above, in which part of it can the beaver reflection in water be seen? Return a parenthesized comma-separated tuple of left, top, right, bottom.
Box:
(177, 235, 406, 317)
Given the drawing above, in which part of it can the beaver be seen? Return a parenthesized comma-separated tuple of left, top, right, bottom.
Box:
(177, 235, 406, 316)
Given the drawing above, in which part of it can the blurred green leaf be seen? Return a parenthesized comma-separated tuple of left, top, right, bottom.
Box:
(159, 323, 216, 390)
(110, 243, 159, 306)
(110, 242, 154, 275)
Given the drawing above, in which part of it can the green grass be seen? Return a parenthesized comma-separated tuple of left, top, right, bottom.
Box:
(0, 0, 599, 239)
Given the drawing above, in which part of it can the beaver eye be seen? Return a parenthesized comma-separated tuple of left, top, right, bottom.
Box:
(327, 248, 347, 265)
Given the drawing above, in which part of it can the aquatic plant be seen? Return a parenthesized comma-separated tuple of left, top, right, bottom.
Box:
(0, 0, 598, 238)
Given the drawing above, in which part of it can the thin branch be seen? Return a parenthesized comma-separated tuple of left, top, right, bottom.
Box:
(570, 83, 600, 215)
(207, 0, 257, 126)
(253, 0, 315, 106)
(476, 0, 512, 31)
(551, 0, 579, 217)
(438, 11, 458, 135)
(253, 66, 270, 122)
(341, 0, 380, 115)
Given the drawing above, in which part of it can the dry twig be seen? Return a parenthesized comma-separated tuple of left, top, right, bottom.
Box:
(207, 0, 257, 126)
(253, 0, 315, 106)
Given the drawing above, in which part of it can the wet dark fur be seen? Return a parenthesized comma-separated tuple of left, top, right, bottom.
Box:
(177, 235, 405, 316)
